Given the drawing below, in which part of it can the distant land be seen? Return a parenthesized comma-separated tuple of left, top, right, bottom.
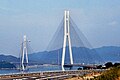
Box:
(0, 46, 120, 65)
(0, 61, 16, 69)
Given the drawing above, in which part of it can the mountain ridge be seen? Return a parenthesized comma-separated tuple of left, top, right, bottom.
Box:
(0, 46, 120, 64)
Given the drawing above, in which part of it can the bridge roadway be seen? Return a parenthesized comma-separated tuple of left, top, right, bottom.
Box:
(64, 64, 97, 69)
(0, 70, 102, 80)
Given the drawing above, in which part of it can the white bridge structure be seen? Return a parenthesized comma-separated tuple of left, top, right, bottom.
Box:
(19, 11, 101, 71)
(20, 35, 29, 71)
(19, 11, 74, 71)
(62, 11, 73, 71)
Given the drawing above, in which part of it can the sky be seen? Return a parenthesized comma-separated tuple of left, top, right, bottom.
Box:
(0, 0, 120, 56)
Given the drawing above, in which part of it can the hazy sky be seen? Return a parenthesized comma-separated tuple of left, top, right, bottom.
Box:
(0, 0, 120, 56)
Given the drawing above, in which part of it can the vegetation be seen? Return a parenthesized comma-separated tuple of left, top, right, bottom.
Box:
(96, 62, 120, 69)
(91, 66, 120, 80)
(105, 62, 113, 68)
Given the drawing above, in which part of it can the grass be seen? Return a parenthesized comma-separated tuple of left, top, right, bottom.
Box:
(91, 66, 120, 80)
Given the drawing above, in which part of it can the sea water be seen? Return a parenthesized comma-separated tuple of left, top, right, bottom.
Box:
(0, 65, 80, 75)
(0, 65, 61, 75)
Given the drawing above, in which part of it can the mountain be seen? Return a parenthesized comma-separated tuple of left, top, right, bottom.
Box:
(0, 46, 120, 64)
(29, 46, 120, 64)
(94, 46, 120, 62)
(28, 47, 102, 64)
(0, 54, 19, 62)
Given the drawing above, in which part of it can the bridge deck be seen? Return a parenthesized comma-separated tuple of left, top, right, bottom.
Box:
(64, 64, 97, 68)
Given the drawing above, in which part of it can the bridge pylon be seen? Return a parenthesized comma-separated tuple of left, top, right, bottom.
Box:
(62, 10, 73, 71)
(20, 35, 29, 71)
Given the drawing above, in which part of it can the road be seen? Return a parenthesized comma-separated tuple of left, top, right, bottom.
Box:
(0, 70, 103, 80)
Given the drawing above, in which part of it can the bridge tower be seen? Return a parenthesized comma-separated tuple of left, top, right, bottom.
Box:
(62, 10, 73, 71)
(20, 35, 29, 71)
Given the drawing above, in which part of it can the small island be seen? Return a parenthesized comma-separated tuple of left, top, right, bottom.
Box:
(0, 61, 16, 69)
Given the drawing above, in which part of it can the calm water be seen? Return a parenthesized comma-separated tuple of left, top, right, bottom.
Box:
(0, 65, 80, 75)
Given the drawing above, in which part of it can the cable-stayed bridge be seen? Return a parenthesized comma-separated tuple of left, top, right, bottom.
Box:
(46, 10, 102, 71)
(20, 10, 102, 71)
(0, 10, 105, 79)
